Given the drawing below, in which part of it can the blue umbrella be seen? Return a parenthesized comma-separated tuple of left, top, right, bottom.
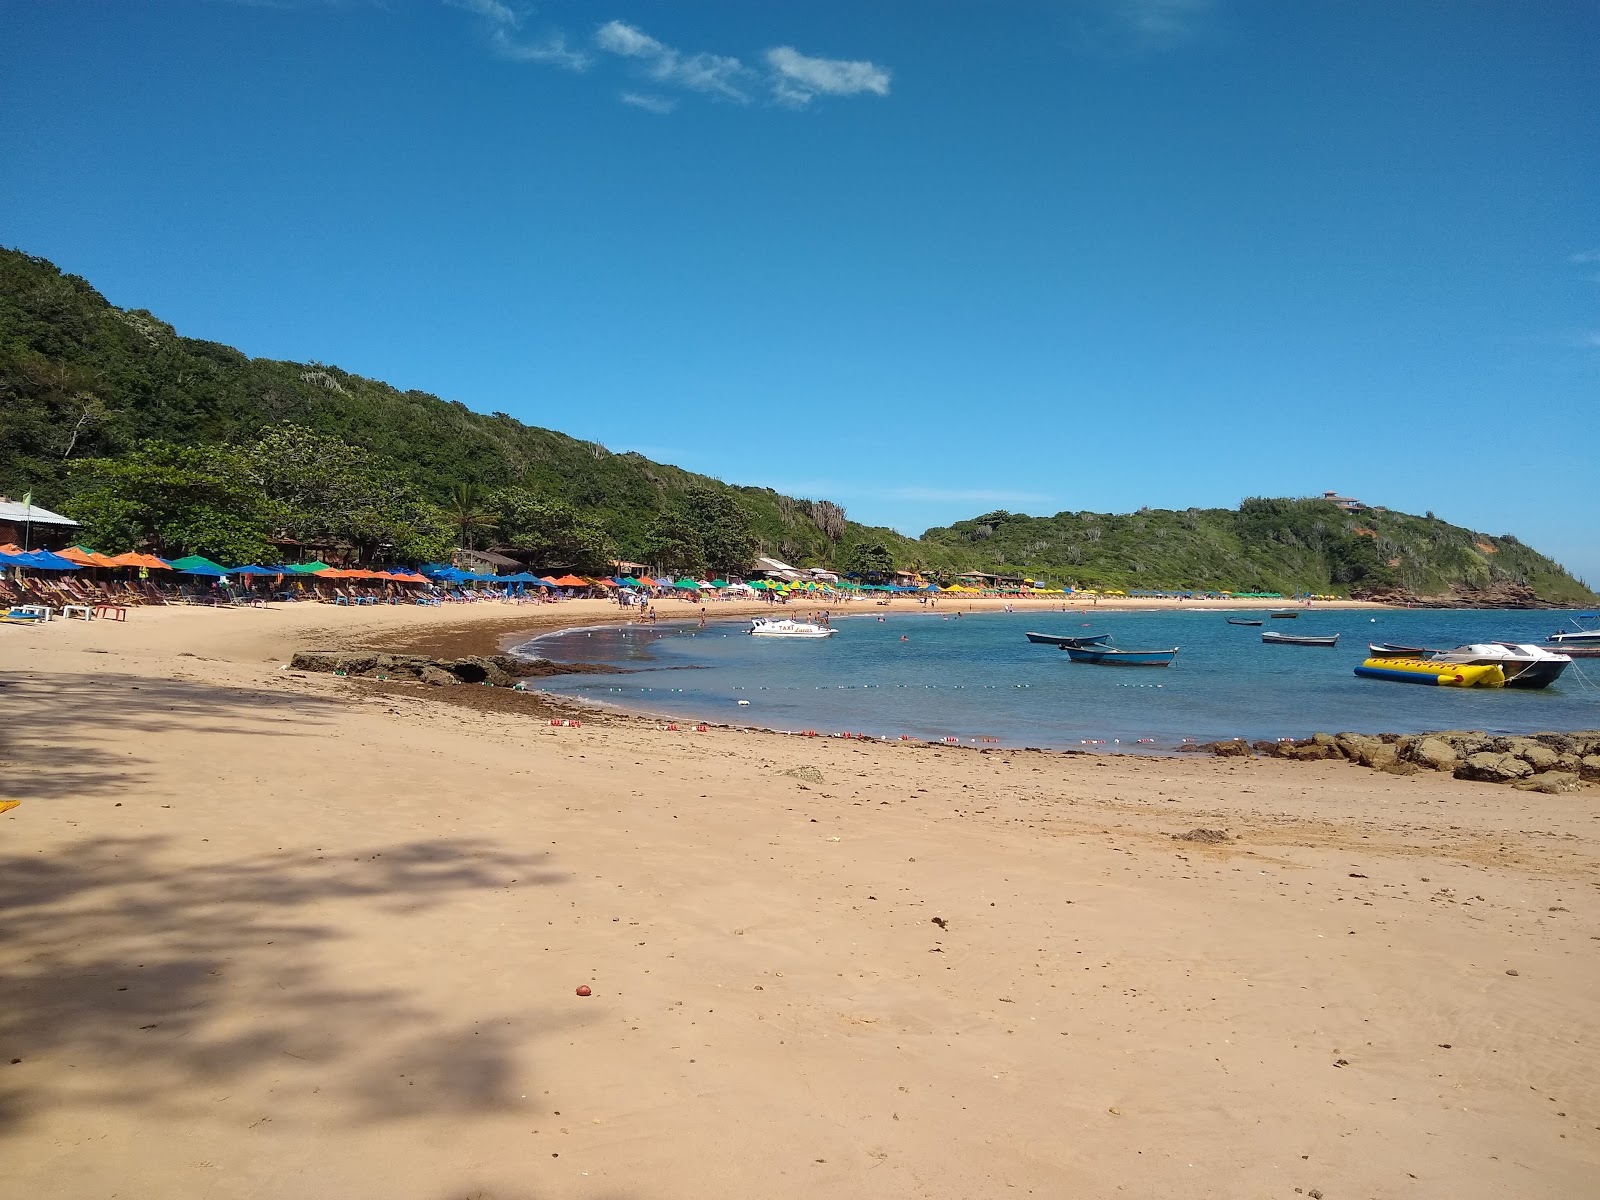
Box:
(2, 549, 80, 570)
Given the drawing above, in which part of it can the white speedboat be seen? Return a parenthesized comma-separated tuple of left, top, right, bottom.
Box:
(1429, 642, 1572, 689)
(1548, 627, 1600, 645)
(749, 618, 835, 639)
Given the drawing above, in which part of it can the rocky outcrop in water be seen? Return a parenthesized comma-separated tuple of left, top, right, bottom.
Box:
(1182, 730, 1599, 792)
(289, 651, 617, 687)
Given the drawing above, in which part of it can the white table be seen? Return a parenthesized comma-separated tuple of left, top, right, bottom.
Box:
(61, 604, 94, 621)
(14, 605, 51, 622)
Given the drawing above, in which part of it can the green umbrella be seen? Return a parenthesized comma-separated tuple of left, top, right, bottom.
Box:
(711, 579, 729, 588)
(167, 554, 226, 572)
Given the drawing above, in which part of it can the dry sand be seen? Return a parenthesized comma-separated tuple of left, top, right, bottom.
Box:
(1, 598, 1596, 1200)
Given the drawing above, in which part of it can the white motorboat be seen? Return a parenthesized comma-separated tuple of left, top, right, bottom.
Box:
(1429, 642, 1572, 689)
(1547, 627, 1600, 645)
(749, 618, 836, 639)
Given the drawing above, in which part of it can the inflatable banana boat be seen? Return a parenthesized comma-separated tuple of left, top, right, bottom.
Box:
(1354, 657, 1505, 687)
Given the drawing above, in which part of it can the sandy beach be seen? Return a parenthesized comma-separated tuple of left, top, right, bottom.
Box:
(2, 597, 1596, 1199)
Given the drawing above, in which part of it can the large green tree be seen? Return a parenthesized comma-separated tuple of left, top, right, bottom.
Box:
(643, 510, 707, 577)
(245, 425, 451, 563)
(487, 487, 614, 574)
(679, 485, 757, 576)
(64, 441, 274, 562)
(844, 541, 895, 578)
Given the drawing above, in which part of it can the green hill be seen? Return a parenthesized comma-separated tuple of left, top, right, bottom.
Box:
(1, 245, 1591, 603)
(917, 502, 1595, 604)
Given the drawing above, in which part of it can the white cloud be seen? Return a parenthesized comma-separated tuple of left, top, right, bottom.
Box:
(491, 29, 592, 71)
(766, 46, 890, 107)
(620, 91, 676, 115)
(595, 20, 665, 58)
(444, 0, 518, 30)
(1570, 249, 1600, 264)
(885, 487, 1053, 505)
(595, 20, 752, 101)
(447, 0, 518, 26)
(1124, 0, 1210, 40)
(450, 13, 892, 112)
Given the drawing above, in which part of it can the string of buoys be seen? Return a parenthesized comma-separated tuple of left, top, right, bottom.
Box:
(548, 718, 582, 728)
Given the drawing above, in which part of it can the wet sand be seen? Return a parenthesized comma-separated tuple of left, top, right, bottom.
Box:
(1, 598, 1595, 1199)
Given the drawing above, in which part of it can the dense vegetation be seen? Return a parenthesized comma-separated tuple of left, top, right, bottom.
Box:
(2, 246, 1591, 601)
(918, 501, 1595, 603)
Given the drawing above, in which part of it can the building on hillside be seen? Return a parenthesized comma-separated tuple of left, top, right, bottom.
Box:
(456, 548, 522, 576)
(1321, 491, 1366, 511)
(0, 497, 79, 550)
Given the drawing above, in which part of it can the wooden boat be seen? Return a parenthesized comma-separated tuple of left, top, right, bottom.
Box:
(1368, 642, 1431, 657)
(1261, 630, 1340, 647)
(1269, 610, 1300, 619)
(1062, 644, 1177, 667)
(1225, 617, 1264, 626)
(1025, 631, 1110, 647)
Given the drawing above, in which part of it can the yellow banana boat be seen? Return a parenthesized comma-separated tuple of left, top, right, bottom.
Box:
(1354, 658, 1505, 687)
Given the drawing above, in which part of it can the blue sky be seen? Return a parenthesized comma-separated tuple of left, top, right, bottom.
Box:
(3, 1, 1597, 581)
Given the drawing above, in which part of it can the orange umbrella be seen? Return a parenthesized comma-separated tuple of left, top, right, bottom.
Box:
(59, 546, 122, 568)
(552, 574, 589, 588)
(109, 552, 172, 569)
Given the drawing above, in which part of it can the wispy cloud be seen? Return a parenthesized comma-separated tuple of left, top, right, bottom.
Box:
(446, 11, 890, 113)
(492, 30, 591, 71)
(449, 0, 592, 71)
(885, 487, 1053, 505)
(1569, 249, 1600, 264)
(446, 0, 517, 24)
(1068, 0, 1215, 55)
(768, 481, 1055, 509)
(1123, 0, 1211, 41)
(766, 46, 891, 108)
(620, 91, 676, 115)
(596, 20, 753, 102)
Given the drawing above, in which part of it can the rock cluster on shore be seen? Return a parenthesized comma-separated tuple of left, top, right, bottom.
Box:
(1182, 729, 1600, 793)
(288, 650, 604, 687)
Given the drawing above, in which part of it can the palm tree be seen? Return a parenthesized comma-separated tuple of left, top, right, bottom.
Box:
(447, 484, 493, 550)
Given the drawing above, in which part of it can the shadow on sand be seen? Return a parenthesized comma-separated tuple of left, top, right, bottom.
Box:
(0, 671, 346, 802)
(0, 830, 570, 1134)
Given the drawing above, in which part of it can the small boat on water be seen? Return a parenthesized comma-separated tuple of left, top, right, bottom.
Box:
(1368, 642, 1432, 658)
(1269, 610, 1300, 619)
(1025, 631, 1110, 647)
(1062, 644, 1178, 667)
(749, 618, 835, 639)
(1547, 626, 1600, 645)
(1354, 658, 1505, 688)
(1225, 617, 1264, 626)
(1261, 630, 1340, 647)
(1428, 642, 1572, 689)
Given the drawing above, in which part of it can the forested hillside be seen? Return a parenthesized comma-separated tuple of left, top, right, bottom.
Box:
(1, 246, 1591, 602)
(917, 501, 1595, 603)
(0, 247, 912, 568)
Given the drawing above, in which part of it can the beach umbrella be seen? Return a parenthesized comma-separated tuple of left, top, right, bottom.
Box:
(675, 577, 699, 589)
(59, 546, 121, 568)
(710, 579, 729, 589)
(553, 574, 590, 588)
(1, 549, 80, 570)
(228, 564, 282, 576)
(166, 554, 226, 574)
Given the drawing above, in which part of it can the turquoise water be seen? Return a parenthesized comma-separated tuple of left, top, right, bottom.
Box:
(519, 609, 1600, 751)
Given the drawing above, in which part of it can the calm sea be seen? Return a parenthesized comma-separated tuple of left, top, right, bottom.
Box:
(516, 609, 1600, 751)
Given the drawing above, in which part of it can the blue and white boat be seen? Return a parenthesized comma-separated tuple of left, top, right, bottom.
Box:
(1061, 644, 1178, 667)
